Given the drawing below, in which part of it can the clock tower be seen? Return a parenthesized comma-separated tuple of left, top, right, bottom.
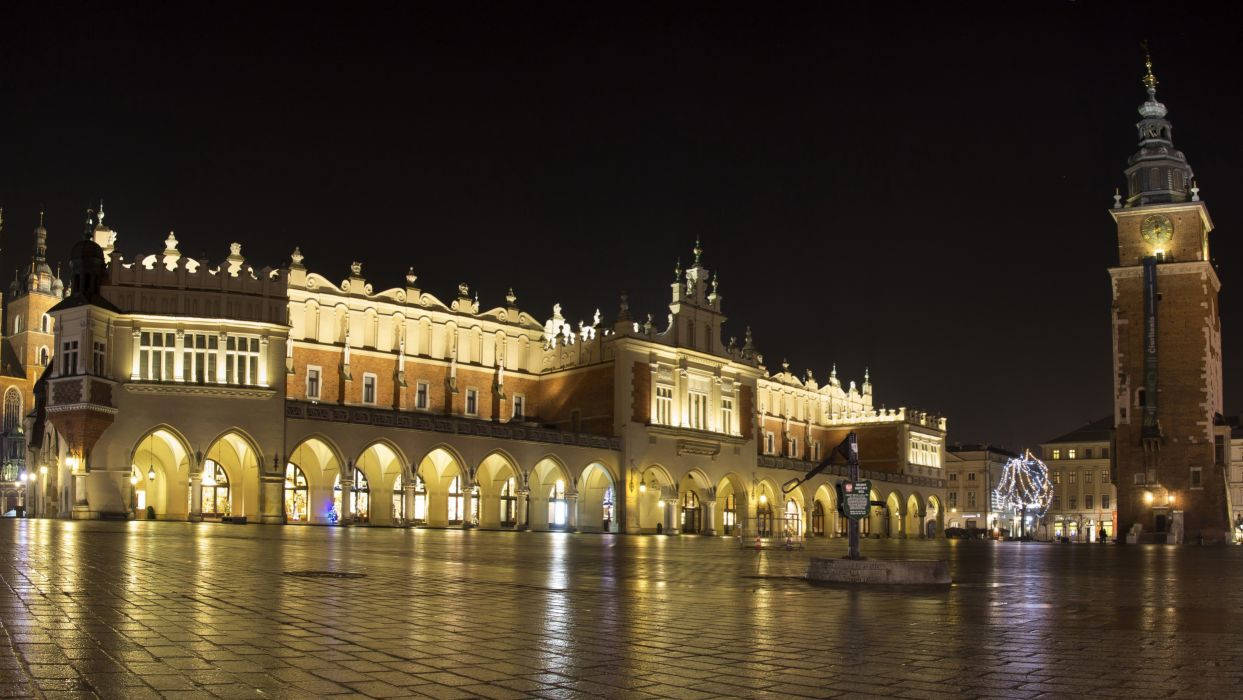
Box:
(1109, 53, 1229, 543)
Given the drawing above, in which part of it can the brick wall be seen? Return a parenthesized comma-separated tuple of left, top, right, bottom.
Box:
(536, 364, 615, 436)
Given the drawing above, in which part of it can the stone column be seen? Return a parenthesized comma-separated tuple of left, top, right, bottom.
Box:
(461, 480, 475, 529)
(130, 329, 142, 380)
(516, 488, 529, 530)
(188, 473, 203, 522)
(702, 499, 717, 536)
(664, 498, 679, 534)
(403, 480, 417, 527)
(337, 462, 353, 525)
(260, 474, 284, 524)
(258, 336, 270, 387)
(216, 331, 228, 383)
(566, 491, 579, 532)
(71, 466, 91, 519)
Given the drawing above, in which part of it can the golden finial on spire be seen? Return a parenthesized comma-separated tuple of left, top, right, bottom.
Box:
(1141, 40, 1158, 95)
(38, 210, 44, 228)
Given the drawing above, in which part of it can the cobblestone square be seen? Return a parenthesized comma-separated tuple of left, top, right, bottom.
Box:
(2, 520, 1242, 698)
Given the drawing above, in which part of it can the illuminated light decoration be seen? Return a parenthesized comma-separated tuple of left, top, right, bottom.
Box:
(1144, 491, 1155, 505)
(993, 450, 1054, 536)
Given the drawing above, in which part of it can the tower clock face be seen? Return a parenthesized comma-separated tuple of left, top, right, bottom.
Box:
(1141, 214, 1174, 244)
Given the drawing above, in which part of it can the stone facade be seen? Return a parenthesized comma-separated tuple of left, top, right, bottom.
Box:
(22, 214, 948, 539)
(1039, 418, 1118, 542)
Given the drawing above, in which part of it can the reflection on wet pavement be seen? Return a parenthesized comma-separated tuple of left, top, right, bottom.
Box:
(1, 519, 1241, 698)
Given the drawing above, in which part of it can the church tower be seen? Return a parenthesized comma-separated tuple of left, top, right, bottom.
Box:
(1109, 53, 1229, 543)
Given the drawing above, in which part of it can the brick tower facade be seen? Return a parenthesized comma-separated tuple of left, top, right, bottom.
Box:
(1110, 55, 1229, 543)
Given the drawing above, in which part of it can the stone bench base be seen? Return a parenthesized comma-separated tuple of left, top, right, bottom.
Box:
(807, 557, 950, 586)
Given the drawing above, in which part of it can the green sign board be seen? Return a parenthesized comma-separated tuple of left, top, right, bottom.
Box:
(837, 480, 871, 521)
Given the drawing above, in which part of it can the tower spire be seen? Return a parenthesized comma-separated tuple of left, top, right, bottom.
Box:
(1141, 40, 1158, 100)
(1122, 43, 1192, 207)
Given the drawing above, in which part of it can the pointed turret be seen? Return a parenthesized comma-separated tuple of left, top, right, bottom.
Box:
(1123, 45, 1194, 206)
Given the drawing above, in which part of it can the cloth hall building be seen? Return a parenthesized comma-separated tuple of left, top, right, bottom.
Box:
(20, 210, 948, 539)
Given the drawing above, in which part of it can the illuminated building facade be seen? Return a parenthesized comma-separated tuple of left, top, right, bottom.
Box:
(1109, 57, 1231, 543)
(1039, 418, 1117, 542)
(26, 213, 947, 537)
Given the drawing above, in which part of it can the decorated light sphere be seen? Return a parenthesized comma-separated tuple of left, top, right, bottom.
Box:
(993, 450, 1054, 517)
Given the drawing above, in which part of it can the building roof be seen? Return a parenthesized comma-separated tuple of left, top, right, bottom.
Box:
(1043, 416, 1113, 445)
(947, 443, 1018, 458)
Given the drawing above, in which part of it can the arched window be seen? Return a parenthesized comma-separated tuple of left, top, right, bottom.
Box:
(681, 490, 701, 534)
(812, 501, 825, 536)
(12, 316, 21, 334)
(284, 463, 309, 522)
(40, 314, 50, 333)
(447, 476, 464, 524)
(333, 467, 370, 524)
(201, 460, 231, 517)
(785, 500, 801, 536)
(413, 473, 427, 523)
(602, 485, 614, 531)
(392, 474, 404, 521)
(723, 493, 736, 535)
(38, 347, 49, 367)
(2, 389, 21, 434)
(499, 477, 516, 527)
(548, 479, 567, 528)
(756, 498, 773, 537)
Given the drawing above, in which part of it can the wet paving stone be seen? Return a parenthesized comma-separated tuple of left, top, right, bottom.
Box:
(1, 520, 1243, 697)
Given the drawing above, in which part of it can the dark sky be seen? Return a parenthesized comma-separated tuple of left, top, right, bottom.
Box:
(2, 2, 1241, 450)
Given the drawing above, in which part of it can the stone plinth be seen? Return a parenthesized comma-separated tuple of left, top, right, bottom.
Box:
(807, 557, 950, 585)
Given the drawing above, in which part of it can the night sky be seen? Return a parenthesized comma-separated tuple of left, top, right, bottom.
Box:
(3, 2, 1241, 450)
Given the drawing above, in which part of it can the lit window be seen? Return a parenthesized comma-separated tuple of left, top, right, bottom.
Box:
(138, 331, 174, 381)
(333, 468, 370, 524)
(721, 397, 734, 435)
(465, 388, 478, 416)
(1101, 469, 1109, 483)
(512, 394, 525, 421)
(416, 381, 429, 410)
(681, 490, 701, 533)
(362, 373, 377, 404)
(12, 316, 21, 334)
(602, 486, 614, 531)
(284, 463, 309, 522)
(548, 479, 567, 528)
(306, 366, 321, 400)
(92, 342, 106, 375)
(1054, 471, 1062, 484)
(688, 390, 707, 429)
(200, 460, 231, 517)
(1068, 448, 1077, 459)
(447, 476, 464, 524)
(1051, 449, 1061, 460)
(182, 333, 218, 384)
(61, 340, 79, 376)
(413, 474, 427, 523)
(723, 493, 737, 534)
(655, 386, 673, 425)
(500, 477, 517, 527)
(392, 475, 404, 520)
(224, 335, 260, 385)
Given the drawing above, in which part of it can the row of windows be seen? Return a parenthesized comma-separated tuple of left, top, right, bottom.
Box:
(305, 366, 526, 419)
(1132, 468, 1203, 488)
(1052, 494, 1111, 510)
(909, 437, 942, 467)
(134, 330, 261, 385)
(761, 432, 822, 461)
(12, 314, 52, 335)
(60, 340, 106, 376)
(1053, 470, 1111, 485)
(652, 384, 735, 434)
(1049, 447, 1109, 460)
